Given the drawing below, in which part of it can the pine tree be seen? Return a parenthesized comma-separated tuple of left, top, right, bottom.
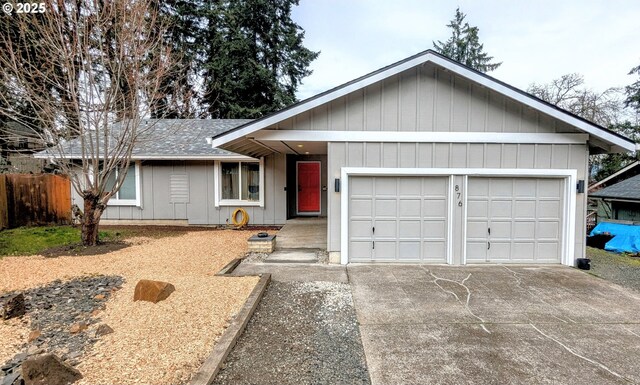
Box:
(625, 64, 640, 113)
(202, 0, 319, 118)
(433, 8, 501, 73)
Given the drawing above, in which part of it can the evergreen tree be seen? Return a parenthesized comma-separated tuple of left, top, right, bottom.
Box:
(433, 8, 501, 73)
(202, 0, 319, 118)
(625, 63, 640, 113)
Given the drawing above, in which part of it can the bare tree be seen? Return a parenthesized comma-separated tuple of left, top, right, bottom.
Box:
(528, 73, 624, 127)
(0, 0, 175, 245)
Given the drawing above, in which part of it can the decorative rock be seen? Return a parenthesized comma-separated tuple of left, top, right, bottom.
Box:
(90, 309, 101, 317)
(1, 293, 26, 320)
(27, 330, 41, 343)
(69, 322, 87, 334)
(21, 354, 82, 385)
(94, 324, 114, 337)
(94, 294, 105, 301)
(133, 280, 175, 303)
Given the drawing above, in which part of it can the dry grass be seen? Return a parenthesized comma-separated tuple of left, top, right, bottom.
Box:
(0, 229, 263, 385)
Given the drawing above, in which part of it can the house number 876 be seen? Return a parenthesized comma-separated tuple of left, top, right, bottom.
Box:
(455, 185, 462, 207)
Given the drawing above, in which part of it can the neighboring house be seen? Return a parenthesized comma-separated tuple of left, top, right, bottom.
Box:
(590, 174, 640, 223)
(588, 160, 640, 193)
(38, 50, 636, 266)
(1, 121, 47, 173)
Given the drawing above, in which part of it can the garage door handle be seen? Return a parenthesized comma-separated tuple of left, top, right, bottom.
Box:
(487, 242, 491, 250)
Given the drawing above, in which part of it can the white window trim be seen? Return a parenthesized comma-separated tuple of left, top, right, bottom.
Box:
(107, 161, 142, 207)
(339, 167, 577, 267)
(214, 157, 264, 208)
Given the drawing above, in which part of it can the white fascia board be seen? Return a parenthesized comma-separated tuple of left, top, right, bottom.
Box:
(211, 51, 635, 152)
(253, 130, 589, 144)
(38, 154, 258, 161)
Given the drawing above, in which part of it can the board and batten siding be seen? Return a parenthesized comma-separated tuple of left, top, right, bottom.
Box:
(70, 154, 287, 225)
(270, 63, 580, 135)
(327, 142, 589, 260)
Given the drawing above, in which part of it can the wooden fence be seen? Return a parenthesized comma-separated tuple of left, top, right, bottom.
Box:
(0, 174, 71, 229)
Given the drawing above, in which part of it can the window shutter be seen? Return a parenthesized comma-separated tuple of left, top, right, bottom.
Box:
(170, 174, 189, 203)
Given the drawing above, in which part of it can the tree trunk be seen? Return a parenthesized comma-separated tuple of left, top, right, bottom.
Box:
(81, 195, 103, 246)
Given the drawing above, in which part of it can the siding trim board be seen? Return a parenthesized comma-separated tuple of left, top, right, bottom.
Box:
(253, 130, 589, 145)
(340, 167, 577, 266)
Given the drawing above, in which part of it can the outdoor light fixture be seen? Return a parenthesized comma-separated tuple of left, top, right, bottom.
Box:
(297, 144, 304, 148)
(334, 178, 340, 192)
(576, 180, 585, 193)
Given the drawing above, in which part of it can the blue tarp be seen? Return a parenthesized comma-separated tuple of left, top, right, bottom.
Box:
(589, 222, 640, 253)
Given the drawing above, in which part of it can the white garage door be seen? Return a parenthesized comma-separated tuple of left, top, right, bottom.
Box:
(349, 176, 448, 262)
(466, 177, 564, 263)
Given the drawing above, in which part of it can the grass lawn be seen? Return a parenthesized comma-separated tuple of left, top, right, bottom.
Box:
(0, 226, 125, 257)
(586, 246, 640, 292)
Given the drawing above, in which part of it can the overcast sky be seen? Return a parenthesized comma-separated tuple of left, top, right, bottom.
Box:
(292, 0, 640, 101)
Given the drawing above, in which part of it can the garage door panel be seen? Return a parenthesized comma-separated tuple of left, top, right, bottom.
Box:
(350, 199, 372, 217)
(423, 241, 447, 260)
(490, 179, 513, 197)
(537, 221, 560, 239)
(351, 219, 373, 237)
(423, 199, 447, 217)
(399, 242, 421, 260)
(375, 199, 397, 216)
(399, 178, 421, 196)
(513, 242, 535, 259)
(374, 241, 397, 259)
(349, 176, 448, 263)
(490, 200, 512, 218)
(537, 179, 562, 197)
(399, 220, 421, 237)
(423, 220, 446, 239)
(375, 220, 396, 237)
(399, 199, 421, 217)
(514, 221, 535, 239)
(466, 177, 564, 264)
(351, 177, 373, 195)
(349, 241, 372, 261)
(467, 220, 488, 238)
(466, 242, 487, 261)
(374, 178, 397, 195)
(514, 200, 536, 217)
(467, 199, 488, 218)
(538, 201, 561, 218)
(423, 177, 448, 195)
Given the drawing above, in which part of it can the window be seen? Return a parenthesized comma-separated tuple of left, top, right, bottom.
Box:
(215, 159, 263, 207)
(105, 163, 140, 206)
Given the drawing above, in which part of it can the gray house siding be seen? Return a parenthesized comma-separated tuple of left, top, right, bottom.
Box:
(271, 63, 579, 135)
(327, 142, 589, 261)
(71, 154, 287, 225)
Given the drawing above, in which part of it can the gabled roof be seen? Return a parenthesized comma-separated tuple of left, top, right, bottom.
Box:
(35, 119, 253, 160)
(589, 161, 640, 192)
(210, 49, 636, 154)
(591, 173, 640, 201)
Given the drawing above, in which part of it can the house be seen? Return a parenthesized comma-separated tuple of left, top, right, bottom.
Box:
(590, 173, 640, 223)
(40, 50, 636, 266)
(588, 160, 640, 194)
(1, 121, 48, 173)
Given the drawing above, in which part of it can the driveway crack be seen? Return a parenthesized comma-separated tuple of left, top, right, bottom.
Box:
(530, 323, 632, 383)
(429, 271, 491, 334)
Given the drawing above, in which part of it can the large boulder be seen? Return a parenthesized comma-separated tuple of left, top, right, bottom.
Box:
(21, 354, 82, 385)
(133, 280, 175, 304)
(1, 293, 26, 320)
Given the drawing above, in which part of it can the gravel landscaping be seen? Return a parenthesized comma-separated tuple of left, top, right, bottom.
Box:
(587, 246, 640, 292)
(0, 229, 261, 385)
(213, 280, 370, 385)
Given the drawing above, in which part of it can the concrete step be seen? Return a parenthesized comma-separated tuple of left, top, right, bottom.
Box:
(264, 249, 319, 264)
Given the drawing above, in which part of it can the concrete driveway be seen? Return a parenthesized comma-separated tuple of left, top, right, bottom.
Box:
(348, 265, 640, 385)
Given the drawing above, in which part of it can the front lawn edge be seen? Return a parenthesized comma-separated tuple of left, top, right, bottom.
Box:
(189, 273, 271, 385)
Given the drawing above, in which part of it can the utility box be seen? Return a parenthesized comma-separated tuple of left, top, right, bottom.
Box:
(247, 234, 276, 253)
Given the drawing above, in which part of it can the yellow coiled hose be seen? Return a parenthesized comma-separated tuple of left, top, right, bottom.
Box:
(231, 208, 249, 228)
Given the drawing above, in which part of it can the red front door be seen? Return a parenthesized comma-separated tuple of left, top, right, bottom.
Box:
(297, 162, 320, 214)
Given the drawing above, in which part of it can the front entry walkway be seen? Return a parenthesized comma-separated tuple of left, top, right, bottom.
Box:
(349, 265, 640, 385)
(274, 217, 327, 250)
